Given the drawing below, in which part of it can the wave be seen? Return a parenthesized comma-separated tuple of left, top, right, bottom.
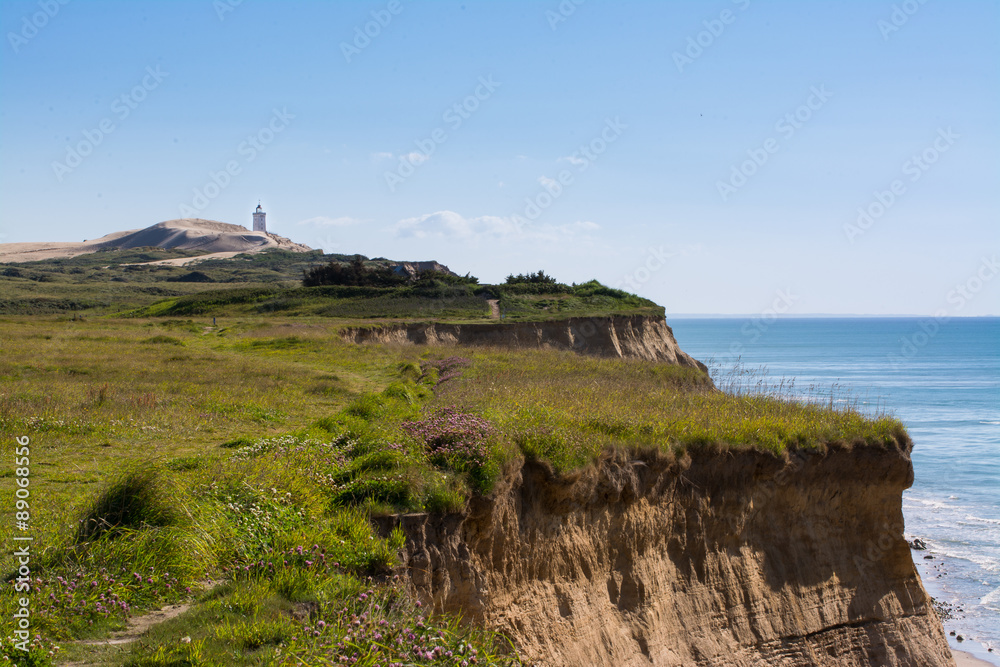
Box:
(905, 497, 952, 510)
(964, 514, 1000, 527)
(982, 586, 1000, 608)
(926, 546, 1000, 572)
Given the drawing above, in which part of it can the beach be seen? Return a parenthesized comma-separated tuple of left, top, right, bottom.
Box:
(954, 648, 999, 666)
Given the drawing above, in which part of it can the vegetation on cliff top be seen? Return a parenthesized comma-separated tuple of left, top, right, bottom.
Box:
(0, 250, 663, 321)
(0, 315, 906, 665)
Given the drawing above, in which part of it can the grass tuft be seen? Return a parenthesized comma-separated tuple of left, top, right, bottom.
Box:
(75, 466, 186, 543)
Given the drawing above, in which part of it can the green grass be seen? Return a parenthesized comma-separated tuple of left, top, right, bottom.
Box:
(0, 248, 332, 316)
(1, 248, 662, 322)
(0, 314, 906, 666)
(426, 349, 905, 471)
(496, 279, 663, 320)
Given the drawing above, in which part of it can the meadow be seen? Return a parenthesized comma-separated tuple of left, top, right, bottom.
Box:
(0, 249, 662, 322)
(0, 314, 907, 665)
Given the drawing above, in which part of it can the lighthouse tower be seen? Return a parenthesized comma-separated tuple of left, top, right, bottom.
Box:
(252, 203, 266, 233)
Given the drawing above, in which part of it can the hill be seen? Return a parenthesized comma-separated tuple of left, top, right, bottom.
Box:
(0, 218, 311, 264)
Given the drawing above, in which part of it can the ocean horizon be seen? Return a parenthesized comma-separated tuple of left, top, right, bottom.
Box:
(669, 316, 1000, 665)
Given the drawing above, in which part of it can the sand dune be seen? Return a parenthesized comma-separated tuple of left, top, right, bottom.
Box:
(0, 219, 312, 264)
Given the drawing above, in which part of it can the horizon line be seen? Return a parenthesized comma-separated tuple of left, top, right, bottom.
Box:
(667, 313, 1000, 319)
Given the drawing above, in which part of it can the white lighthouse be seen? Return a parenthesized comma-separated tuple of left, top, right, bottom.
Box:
(252, 203, 266, 233)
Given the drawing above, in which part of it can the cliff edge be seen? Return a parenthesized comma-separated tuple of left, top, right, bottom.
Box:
(379, 441, 954, 666)
(341, 315, 707, 371)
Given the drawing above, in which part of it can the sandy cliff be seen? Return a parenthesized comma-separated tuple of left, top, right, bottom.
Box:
(341, 315, 707, 370)
(379, 441, 954, 666)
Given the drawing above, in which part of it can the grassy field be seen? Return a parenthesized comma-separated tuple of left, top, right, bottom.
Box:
(0, 314, 907, 666)
(0, 250, 662, 322)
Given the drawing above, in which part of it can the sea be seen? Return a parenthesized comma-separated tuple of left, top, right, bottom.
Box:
(669, 317, 999, 665)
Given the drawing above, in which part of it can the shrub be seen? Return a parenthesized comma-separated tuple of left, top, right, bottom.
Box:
(167, 270, 213, 283)
(302, 255, 407, 288)
(414, 269, 478, 285)
(403, 408, 494, 477)
(505, 269, 557, 285)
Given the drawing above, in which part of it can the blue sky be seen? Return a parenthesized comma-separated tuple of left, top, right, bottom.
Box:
(1, 0, 997, 315)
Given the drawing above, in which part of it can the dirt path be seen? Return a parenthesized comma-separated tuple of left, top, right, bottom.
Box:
(67, 580, 219, 659)
(76, 602, 192, 647)
(487, 299, 500, 319)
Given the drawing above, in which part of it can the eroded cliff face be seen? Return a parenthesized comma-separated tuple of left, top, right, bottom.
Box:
(379, 442, 954, 667)
(340, 315, 707, 370)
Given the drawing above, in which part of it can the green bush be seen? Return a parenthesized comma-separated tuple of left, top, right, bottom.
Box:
(505, 269, 558, 285)
(302, 255, 408, 288)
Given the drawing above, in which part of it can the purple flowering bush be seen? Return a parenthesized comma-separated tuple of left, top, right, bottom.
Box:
(402, 408, 497, 491)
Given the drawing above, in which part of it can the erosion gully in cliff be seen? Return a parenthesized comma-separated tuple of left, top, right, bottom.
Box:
(353, 315, 954, 666)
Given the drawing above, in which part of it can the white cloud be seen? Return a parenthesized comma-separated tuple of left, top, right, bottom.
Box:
(403, 151, 429, 165)
(393, 211, 512, 240)
(371, 152, 394, 161)
(538, 175, 558, 189)
(527, 220, 600, 243)
(392, 210, 600, 243)
(560, 155, 587, 167)
(297, 216, 363, 227)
